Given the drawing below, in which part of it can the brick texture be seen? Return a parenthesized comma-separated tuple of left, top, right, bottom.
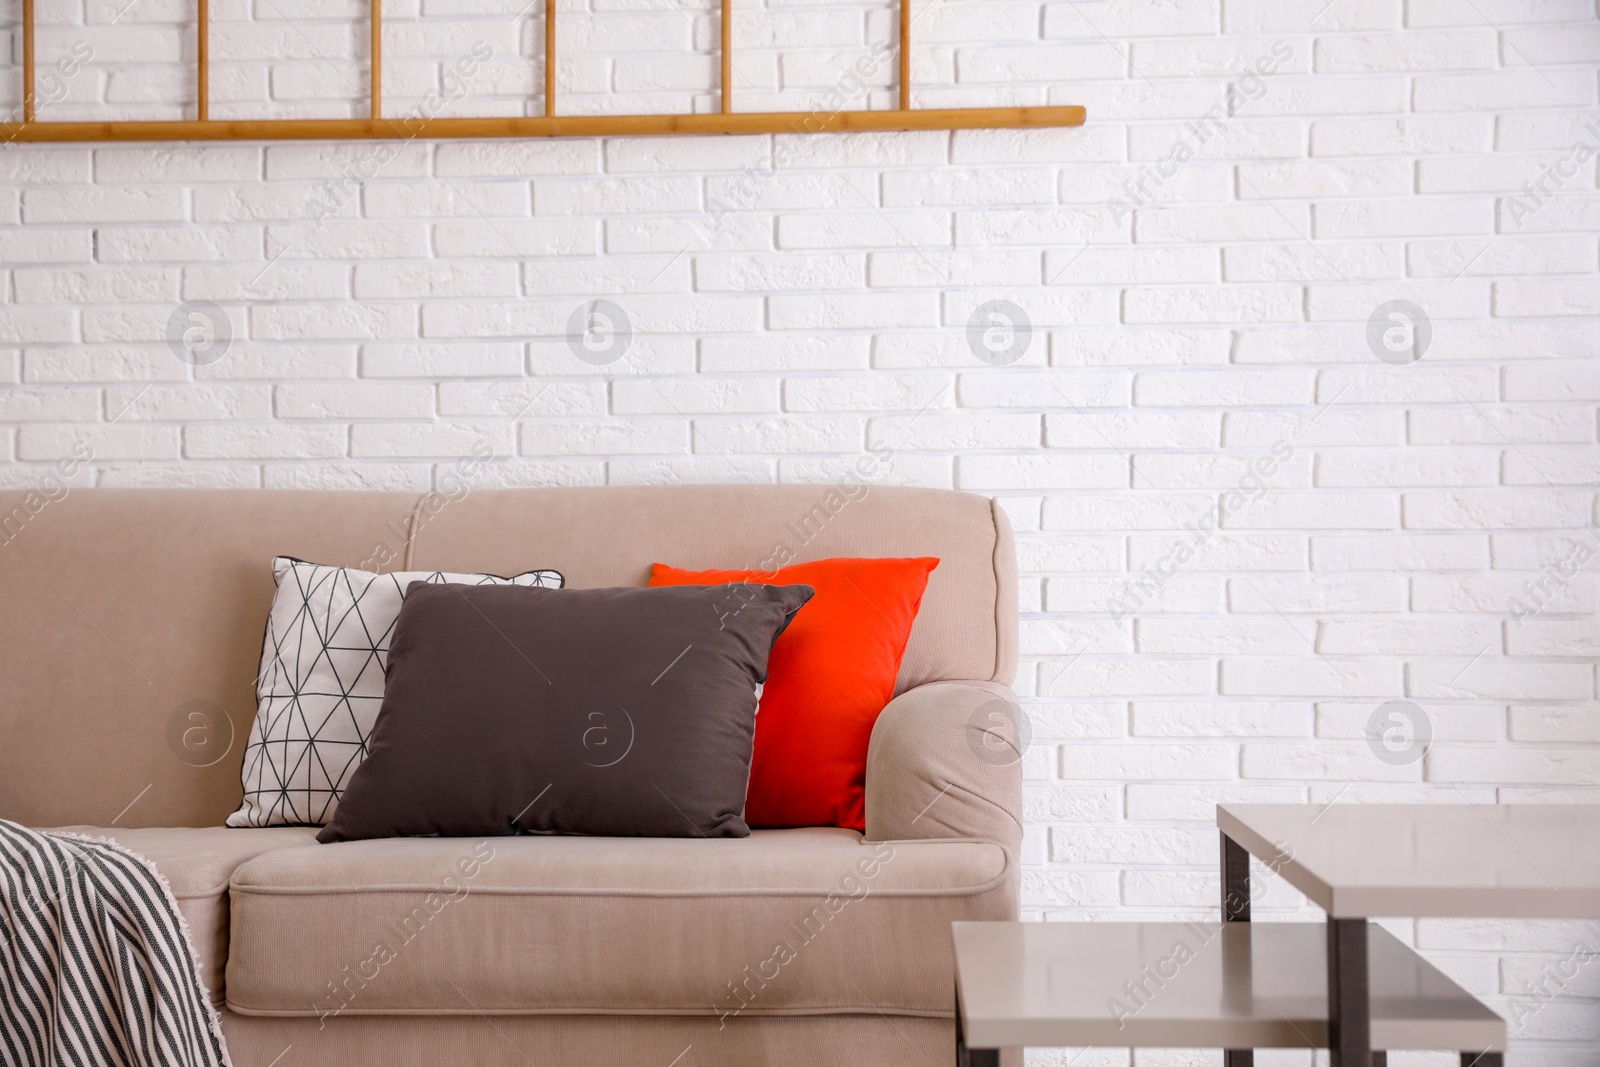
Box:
(1, 1, 1598, 1057)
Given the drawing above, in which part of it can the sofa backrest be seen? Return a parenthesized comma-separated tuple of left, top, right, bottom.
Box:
(0, 485, 1016, 829)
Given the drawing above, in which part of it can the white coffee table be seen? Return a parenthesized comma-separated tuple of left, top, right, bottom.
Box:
(1217, 803, 1600, 1067)
(951, 920, 1503, 1066)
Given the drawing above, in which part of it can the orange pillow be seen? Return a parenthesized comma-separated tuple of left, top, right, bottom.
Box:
(650, 557, 938, 832)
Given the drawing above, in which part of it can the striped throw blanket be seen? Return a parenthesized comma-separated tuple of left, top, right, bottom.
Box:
(0, 819, 230, 1067)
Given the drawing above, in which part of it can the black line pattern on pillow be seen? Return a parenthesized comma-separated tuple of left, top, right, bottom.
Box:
(227, 558, 562, 827)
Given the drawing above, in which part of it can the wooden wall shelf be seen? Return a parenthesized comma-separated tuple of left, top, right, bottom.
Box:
(4, 0, 1085, 143)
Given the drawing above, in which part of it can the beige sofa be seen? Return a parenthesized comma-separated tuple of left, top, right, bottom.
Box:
(0, 484, 1022, 1067)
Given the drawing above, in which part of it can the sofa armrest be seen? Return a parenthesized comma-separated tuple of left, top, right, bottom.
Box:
(864, 681, 1024, 857)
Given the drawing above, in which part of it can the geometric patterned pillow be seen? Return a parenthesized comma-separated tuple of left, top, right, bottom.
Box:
(225, 557, 564, 827)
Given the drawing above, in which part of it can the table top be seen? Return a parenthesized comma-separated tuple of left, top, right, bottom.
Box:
(952, 921, 1504, 1052)
(1219, 803, 1600, 919)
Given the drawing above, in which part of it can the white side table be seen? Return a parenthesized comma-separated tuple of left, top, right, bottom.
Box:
(951, 920, 1503, 1066)
(1218, 803, 1600, 1067)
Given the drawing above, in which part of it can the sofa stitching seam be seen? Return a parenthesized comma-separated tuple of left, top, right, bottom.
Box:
(227, 881, 1010, 898)
(400, 492, 428, 570)
(223, 1005, 959, 1019)
(941, 778, 1024, 837)
(989, 496, 1003, 684)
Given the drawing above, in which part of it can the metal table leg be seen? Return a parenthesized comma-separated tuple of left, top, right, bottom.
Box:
(955, 979, 999, 1067)
(963, 1046, 999, 1067)
(1221, 833, 1254, 1067)
(1327, 916, 1372, 1067)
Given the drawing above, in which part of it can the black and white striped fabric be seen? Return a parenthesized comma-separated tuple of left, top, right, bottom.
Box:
(0, 820, 230, 1067)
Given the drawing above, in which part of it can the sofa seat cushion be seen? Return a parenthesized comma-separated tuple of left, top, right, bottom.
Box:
(53, 826, 317, 1004)
(226, 828, 1011, 1018)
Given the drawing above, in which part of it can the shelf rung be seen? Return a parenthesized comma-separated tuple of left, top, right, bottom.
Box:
(3, 106, 1086, 143)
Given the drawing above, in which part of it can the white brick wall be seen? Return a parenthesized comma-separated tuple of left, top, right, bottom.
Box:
(3, 0, 1599, 1061)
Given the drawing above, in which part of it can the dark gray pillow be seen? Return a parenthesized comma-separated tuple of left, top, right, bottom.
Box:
(316, 581, 813, 843)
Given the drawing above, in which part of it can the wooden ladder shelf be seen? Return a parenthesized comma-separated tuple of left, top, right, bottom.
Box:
(4, 0, 1085, 143)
